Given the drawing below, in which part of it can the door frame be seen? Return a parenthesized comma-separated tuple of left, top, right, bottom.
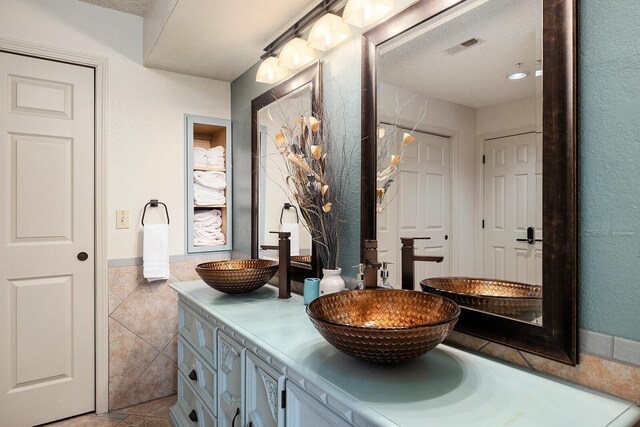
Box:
(0, 37, 109, 414)
(475, 125, 541, 277)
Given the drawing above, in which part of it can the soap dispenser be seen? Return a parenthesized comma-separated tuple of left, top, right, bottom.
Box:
(353, 264, 365, 290)
(380, 261, 394, 289)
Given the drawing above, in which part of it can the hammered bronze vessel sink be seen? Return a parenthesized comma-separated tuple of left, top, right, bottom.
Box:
(195, 259, 279, 294)
(306, 289, 460, 364)
(420, 277, 542, 321)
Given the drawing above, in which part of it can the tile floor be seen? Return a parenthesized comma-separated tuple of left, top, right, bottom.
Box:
(42, 394, 177, 426)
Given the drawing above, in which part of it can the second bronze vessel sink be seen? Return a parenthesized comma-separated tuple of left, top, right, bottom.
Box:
(420, 277, 542, 321)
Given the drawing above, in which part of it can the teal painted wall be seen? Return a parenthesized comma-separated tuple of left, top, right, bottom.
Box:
(231, 39, 362, 274)
(232, 1, 640, 341)
(579, 0, 640, 341)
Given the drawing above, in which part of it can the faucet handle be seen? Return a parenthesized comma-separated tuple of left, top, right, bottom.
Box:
(270, 231, 291, 239)
(400, 237, 431, 246)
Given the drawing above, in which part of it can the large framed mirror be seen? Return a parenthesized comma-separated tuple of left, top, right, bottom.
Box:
(361, 0, 577, 364)
(252, 62, 323, 283)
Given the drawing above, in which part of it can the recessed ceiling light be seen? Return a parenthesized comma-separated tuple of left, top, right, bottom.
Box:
(507, 71, 530, 80)
(506, 63, 529, 80)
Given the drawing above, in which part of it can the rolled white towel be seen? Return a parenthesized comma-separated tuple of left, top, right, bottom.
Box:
(194, 171, 226, 189)
(194, 147, 208, 168)
(194, 209, 222, 228)
(194, 227, 225, 246)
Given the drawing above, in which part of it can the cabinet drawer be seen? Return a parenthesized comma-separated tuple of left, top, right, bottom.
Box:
(178, 336, 217, 416)
(178, 371, 217, 427)
(179, 301, 217, 367)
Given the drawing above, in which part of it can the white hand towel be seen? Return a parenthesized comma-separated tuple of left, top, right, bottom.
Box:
(281, 222, 300, 256)
(143, 224, 170, 281)
(194, 171, 226, 189)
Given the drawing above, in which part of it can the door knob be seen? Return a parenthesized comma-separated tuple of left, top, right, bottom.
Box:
(516, 226, 542, 245)
(77, 252, 88, 261)
(188, 369, 198, 381)
(188, 409, 198, 422)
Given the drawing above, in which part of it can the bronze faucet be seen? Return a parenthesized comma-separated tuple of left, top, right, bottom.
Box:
(268, 232, 291, 299)
(401, 237, 444, 290)
(363, 239, 382, 289)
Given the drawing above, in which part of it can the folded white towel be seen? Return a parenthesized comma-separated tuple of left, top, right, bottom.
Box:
(143, 224, 170, 281)
(207, 146, 225, 168)
(194, 171, 226, 189)
(194, 147, 208, 168)
(194, 183, 226, 206)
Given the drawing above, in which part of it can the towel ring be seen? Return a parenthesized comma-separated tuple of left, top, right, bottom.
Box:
(141, 199, 170, 226)
(280, 203, 299, 224)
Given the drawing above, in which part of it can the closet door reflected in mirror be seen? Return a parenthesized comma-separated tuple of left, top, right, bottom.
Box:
(376, 0, 543, 324)
(362, 0, 577, 364)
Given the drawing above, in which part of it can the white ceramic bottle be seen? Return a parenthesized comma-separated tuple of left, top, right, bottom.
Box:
(320, 268, 345, 295)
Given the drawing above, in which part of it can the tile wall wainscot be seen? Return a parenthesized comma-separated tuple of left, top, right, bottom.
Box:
(444, 330, 640, 405)
(107, 253, 243, 410)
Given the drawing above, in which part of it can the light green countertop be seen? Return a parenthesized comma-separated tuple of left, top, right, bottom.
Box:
(170, 281, 640, 427)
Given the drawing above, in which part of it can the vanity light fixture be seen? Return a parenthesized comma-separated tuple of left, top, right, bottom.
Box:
(256, 57, 290, 84)
(342, 0, 395, 28)
(255, 0, 343, 83)
(506, 63, 530, 80)
(308, 13, 351, 51)
(278, 38, 317, 70)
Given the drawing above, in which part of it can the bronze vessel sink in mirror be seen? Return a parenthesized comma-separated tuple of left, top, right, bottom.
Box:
(420, 277, 542, 322)
(306, 289, 460, 364)
(195, 259, 278, 294)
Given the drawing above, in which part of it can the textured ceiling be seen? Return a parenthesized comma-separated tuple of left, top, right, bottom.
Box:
(379, 0, 542, 109)
(144, 0, 318, 82)
(78, 0, 152, 16)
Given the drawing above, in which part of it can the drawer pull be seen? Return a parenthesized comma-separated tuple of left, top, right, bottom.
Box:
(231, 407, 240, 426)
(188, 369, 198, 381)
(188, 409, 198, 422)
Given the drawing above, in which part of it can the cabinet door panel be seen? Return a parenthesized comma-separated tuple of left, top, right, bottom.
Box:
(245, 351, 283, 427)
(285, 381, 351, 427)
(218, 332, 244, 427)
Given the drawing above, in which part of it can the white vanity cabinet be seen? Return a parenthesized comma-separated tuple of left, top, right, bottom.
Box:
(170, 282, 640, 427)
(170, 298, 357, 427)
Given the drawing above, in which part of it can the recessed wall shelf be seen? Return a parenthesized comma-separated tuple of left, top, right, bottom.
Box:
(185, 114, 232, 253)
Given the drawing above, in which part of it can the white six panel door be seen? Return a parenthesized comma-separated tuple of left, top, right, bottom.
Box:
(382, 131, 450, 288)
(0, 52, 95, 426)
(483, 132, 542, 284)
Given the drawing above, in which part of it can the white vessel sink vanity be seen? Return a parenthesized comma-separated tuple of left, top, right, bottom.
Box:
(169, 281, 640, 427)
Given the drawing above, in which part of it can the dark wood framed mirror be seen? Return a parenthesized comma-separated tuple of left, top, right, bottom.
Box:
(361, 0, 577, 364)
(252, 62, 323, 283)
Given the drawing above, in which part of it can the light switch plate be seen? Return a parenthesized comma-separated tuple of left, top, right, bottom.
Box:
(116, 209, 129, 229)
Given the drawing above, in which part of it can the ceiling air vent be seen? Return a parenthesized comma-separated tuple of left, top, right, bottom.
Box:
(443, 37, 484, 55)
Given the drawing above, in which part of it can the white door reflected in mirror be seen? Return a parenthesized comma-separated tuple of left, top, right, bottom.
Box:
(376, 0, 543, 324)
